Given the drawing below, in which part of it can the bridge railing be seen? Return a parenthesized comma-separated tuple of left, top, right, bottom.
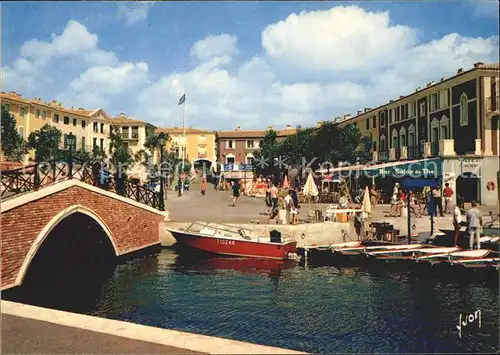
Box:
(1, 157, 159, 210)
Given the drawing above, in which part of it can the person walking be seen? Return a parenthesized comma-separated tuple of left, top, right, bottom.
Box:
(284, 189, 293, 224)
(231, 180, 240, 207)
(201, 178, 207, 196)
(432, 186, 444, 217)
(443, 183, 454, 214)
(270, 183, 279, 212)
(265, 182, 272, 213)
(466, 201, 483, 250)
(453, 202, 463, 246)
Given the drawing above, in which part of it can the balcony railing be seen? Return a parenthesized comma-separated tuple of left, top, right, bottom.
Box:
(379, 151, 388, 162)
(431, 141, 439, 156)
(407, 145, 419, 160)
(486, 96, 499, 112)
(394, 147, 401, 160)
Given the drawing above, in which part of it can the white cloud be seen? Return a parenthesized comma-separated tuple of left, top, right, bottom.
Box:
(117, 2, 154, 25)
(3, 5, 498, 131)
(70, 62, 149, 94)
(261, 6, 417, 72)
(2, 20, 118, 94)
(190, 34, 238, 62)
(134, 6, 497, 129)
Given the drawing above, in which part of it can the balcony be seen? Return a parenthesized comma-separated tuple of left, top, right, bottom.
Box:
(430, 141, 439, 156)
(379, 151, 388, 162)
(400, 146, 408, 160)
(407, 145, 419, 160)
(439, 139, 456, 156)
(121, 132, 139, 140)
(486, 95, 499, 113)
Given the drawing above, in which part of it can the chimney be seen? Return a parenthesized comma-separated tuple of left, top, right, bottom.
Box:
(364, 107, 371, 112)
(268, 126, 273, 130)
(78, 107, 85, 111)
(235, 126, 240, 131)
(316, 121, 323, 127)
(286, 124, 293, 130)
(440, 77, 444, 82)
(473, 62, 484, 68)
(357, 110, 362, 115)
(399, 96, 404, 99)
(389, 100, 394, 103)
(344, 114, 351, 119)
(457, 68, 463, 74)
(120, 112, 126, 117)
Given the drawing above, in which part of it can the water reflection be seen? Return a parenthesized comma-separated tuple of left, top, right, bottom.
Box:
(4, 248, 499, 353)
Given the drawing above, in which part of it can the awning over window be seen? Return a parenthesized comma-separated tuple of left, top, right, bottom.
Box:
(316, 157, 442, 179)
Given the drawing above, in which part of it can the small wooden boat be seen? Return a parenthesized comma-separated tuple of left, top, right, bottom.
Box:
(333, 243, 425, 256)
(168, 221, 297, 260)
(416, 249, 492, 265)
(365, 246, 461, 261)
(448, 257, 499, 269)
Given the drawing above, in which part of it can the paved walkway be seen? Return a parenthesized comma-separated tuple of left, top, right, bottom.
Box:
(164, 183, 499, 225)
(2, 314, 204, 354)
(1, 301, 304, 355)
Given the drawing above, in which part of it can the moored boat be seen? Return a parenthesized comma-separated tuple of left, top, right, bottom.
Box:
(333, 243, 425, 256)
(415, 249, 492, 265)
(168, 221, 297, 260)
(365, 246, 462, 262)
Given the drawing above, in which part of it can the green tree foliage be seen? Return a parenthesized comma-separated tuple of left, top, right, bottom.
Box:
(27, 124, 62, 162)
(1, 104, 27, 162)
(252, 123, 365, 175)
(109, 125, 133, 168)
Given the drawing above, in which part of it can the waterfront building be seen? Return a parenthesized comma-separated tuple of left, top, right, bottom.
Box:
(110, 113, 157, 159)
(0, 91, 112, 161)
(216, 125, 298, 166)
(335, 62, 499, 206)
(156, 127, 217, 169)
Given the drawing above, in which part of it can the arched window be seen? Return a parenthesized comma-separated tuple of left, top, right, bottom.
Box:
(399, 126, 407, 147)
(460, 93, 468, 126)
(440, 115, 449, 140)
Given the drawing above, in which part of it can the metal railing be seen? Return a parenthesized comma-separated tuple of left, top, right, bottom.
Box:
(407, 145, 419, 159)
(1, 157, 159, 209)
(431, 141, 439, 156)
(379, 151, 388, 162)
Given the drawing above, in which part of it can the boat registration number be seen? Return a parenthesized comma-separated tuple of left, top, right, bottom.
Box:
(217, 239, 236, 245)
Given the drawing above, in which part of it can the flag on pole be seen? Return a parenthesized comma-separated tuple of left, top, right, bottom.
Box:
(178, 94, 186, 105)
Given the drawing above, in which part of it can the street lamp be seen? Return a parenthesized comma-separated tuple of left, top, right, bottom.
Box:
(157, 135, 166, 211)
(67, 132, 76, 179)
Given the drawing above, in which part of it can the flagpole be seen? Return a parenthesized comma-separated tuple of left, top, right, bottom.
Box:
(181, 95, 187, 195)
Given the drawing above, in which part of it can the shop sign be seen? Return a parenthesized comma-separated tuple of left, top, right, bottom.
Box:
(363, 158, 442, 178)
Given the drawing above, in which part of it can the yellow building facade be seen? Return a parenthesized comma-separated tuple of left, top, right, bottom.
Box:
(156, 127, 217, 165)
(1, 91, 114, 162)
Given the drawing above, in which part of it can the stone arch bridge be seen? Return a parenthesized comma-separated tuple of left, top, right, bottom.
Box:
(1, 165, 166, 290)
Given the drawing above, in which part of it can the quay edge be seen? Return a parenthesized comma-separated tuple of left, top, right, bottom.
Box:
(1, 300, 306, 354)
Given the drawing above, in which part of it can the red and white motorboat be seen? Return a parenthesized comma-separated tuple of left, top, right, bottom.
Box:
(168, 221, 297, 260)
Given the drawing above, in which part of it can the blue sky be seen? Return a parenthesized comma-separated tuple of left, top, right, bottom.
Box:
(2, 1, 499, 129)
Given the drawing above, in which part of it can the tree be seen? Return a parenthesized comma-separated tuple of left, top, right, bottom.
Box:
(109, 125, 133, 170)
(253, 129, 281, 176)
(27, 124, 62, 162)
(1, 104, 27, 162)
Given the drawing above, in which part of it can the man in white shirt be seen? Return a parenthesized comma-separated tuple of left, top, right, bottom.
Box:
(453, 203, 463, 247)
(466, 201, 483, 250)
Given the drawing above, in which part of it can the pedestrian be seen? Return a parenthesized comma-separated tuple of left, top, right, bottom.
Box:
(453, 202, 463, 247)
(291, 187, 300, 224)
(231, 179, 240, 207)
(432, 186, 444, 217)
(443, 183, 454, 214)
(284, 189, 293, 224)
(466, 201, 483, 250)
(201, 178, 207, 196)
(265, 183, 272, 213)
(270, 183, 279, 212)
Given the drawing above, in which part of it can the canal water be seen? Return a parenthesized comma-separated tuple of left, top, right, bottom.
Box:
(4, 249, 499, 353)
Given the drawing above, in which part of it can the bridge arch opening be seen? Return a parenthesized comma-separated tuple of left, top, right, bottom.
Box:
(3, 205, 119, 312)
